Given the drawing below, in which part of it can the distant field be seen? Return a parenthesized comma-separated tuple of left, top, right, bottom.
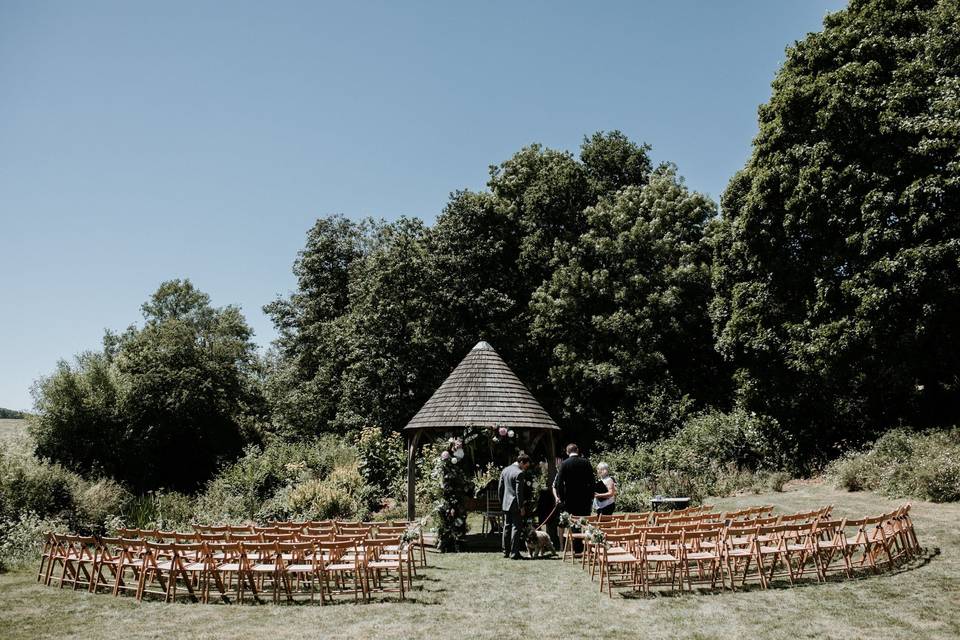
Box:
(0, 482, 957, 640)
(0, 418, 28, 445)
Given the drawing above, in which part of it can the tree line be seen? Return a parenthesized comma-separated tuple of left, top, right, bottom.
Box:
(29, 0, 960, 490)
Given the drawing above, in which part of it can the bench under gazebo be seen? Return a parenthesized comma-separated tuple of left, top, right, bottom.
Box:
(404, 340, 561, 521)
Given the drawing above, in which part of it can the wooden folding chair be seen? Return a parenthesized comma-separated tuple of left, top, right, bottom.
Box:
(229, 532, 263, 544)
(174, 531, 202, 543)
(374, 526, 418, 580)
(893, 504, 920, 559)
(277, 541, 323, 603)
(597, 532, 641, 597)
(843, 515, 894, 574)
(319, 539, 365, 603)
(638, 531, 683, 594)
(112, 538, 147, 598)
(680, 528, 724, 591)
(780, 521, 823, 581)
(753, 524, 793, 588)
(90, 537, 123, 594)
(57, 534, 98, 591)
(722, 525, 760, 590)
(138, 541, 203, 603)
(227, 524, 255, 535)
(205, 541, 246, 603)
(363, 537, 406, 600)
(620, 512, 652, 525)
(241, 541, 282, 604)
(37, 532, 64, 586)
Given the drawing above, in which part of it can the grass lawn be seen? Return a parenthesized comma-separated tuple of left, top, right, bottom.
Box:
(0, 418, 28, 446)
(1, 482, 958, 640)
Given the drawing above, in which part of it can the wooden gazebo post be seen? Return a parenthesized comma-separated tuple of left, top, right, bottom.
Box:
(406, 430, 422, 521)
(404, 341, 561, 522)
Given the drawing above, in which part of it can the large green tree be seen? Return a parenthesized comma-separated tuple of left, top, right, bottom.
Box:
(531, 166, 721, 446)
(265, 217, 450, 436)
(267, 132, 717, 446)
(712, 0, 960, 456)
(32, 280, 262, 490)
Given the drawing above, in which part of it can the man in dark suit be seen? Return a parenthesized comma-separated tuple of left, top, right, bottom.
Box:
(552, 443, 595, 553)
(498, 452, 532, 559)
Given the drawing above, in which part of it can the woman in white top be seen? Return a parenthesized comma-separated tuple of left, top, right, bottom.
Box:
(593, 462, 617, 515)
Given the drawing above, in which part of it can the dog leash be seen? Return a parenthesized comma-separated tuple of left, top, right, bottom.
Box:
(535, 503, 561, 532)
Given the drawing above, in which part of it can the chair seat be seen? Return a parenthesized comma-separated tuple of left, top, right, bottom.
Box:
(217, 563, 242, 571)
(285, 564, 315, 572)
(646, 554, 678, 562)
(686, 552, 717, 561)
(367, 560, 400, 569)
(183, 562, 207, 571)
(325, 563, 357, 571)
(605, 553, 637, 563)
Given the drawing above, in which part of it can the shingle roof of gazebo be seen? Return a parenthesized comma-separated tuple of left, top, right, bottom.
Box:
(403, 341, 560, 431)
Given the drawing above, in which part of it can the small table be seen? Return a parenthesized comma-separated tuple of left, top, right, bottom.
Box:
(650, 496, 691, 511)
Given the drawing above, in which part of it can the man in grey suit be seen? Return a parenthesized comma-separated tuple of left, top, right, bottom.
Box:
(498, 452, 532, 559)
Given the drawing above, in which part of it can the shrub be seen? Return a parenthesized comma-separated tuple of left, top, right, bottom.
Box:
(827, 428, 960, 502)
(612, 480, 650, 513)
(356, 427, 406, 504)
(0, 512, 69, 572)
(829, 453, 873, 492)
(118, 490, 194, 530)
(193, 436, 358, 523)
(73, 478, 131, 534)
(0, 449, 78, 523)
(190, 436, 371, 524)
(656, 409, 789, 473)
(598, 409, 793, 504)
(282, 465, 374, 521)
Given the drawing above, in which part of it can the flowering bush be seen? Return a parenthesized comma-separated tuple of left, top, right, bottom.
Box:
(429, 437, 474, 552)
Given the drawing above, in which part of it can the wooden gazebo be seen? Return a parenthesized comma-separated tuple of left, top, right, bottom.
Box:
(404, 340, 561, 519)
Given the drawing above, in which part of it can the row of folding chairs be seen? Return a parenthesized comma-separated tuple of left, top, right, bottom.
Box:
(37, 530, 424, 604)
(585, 504, 919, 597)
(562, 505, 832, 563)
(192, 519, 413, 535)
(116, 521, 427, 567)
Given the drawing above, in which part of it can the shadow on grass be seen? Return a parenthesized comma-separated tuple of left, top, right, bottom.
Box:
(608, 548, 942, 600)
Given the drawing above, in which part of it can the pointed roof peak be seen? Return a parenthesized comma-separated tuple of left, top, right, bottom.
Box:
(404, 341, 559, 431)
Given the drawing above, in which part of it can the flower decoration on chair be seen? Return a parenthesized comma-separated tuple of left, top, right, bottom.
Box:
(583, 524, 608, 548)
(401, 526, 421, 544)
(557, 512, 586, 532)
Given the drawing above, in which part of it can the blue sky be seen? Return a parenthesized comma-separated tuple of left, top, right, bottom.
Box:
(0, 0, 847, 411)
